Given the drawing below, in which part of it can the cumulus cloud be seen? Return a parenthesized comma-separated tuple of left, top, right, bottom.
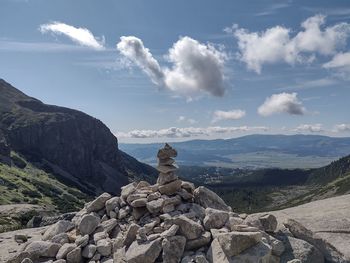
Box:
(212, 109, 246, 123)
(333, 123, 350, 132)
(116, 126, 268, 139)
(293, 124, 323, 133)
(228, 15, 350, 73)
(39, 22, 105, 50)
(117, 36, 227, 97)
(258, 92, 306, 116)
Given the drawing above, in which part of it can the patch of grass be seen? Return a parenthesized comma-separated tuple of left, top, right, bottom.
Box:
(0, 153, 90, 213)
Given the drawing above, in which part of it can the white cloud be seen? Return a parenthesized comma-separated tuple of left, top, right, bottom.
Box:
(177, 116, 197, 124)
(212, 109, 246, 123)
(116, 126, 268, 139)
(39, 22, 105, 50)
(333, 124, 350, 132)
(323, 52, 350, 71)
(117, 36, 227, 97)
(229, 15, 350, 73)
(293, 124, 323, 133)
(258, 92, 306, 116)
(116, 36, 164, 86)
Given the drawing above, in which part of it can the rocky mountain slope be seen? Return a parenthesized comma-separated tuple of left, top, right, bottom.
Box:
(0, 79, 157, 196)
(3, 144, 349, 263)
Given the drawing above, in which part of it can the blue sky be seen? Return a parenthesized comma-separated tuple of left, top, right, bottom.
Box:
(1, 0, 350, 143)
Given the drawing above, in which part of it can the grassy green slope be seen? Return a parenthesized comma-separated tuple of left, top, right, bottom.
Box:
(0, 153, 91, 213)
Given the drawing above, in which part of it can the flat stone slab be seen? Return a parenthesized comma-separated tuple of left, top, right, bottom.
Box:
(254, 194, 350, 261)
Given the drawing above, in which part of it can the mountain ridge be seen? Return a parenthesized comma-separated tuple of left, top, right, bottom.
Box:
(120, 134, 350, 168)
(0, 79, 157, 195)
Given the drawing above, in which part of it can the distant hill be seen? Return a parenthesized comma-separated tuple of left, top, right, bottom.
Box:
(197, 154, 350, 213)
(120, 134, 350, 169)
(0, 79, 157, 196)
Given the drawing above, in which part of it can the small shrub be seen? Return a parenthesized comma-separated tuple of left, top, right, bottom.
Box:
(21, 189, 42, 198)
(11, 155, 27, 169)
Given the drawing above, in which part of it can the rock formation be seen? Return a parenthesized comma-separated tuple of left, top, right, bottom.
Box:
(0, 79, 157, 195)
(6, 144, 336, 263)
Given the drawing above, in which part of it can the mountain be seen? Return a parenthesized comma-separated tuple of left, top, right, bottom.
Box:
(0, 79, 157, 196)
(120, 134, 350, 168)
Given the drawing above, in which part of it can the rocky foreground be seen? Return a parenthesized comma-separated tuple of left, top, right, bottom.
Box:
(3, 144, 349, 263)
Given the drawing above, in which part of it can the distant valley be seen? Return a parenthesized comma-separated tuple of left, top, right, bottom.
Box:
(120, 134, 350, 169)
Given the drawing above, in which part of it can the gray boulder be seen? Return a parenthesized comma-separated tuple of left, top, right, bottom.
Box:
(78, 214, 100, 235)
(213, 231, 262, 257)
(280, 236, 324, 263)
(193, 186, 231, 212)
(25, 241, 61, 258)
(86, 192, 111, 213)
(66, 247, 81, 263)
(230, 241, 272, 263)
(172, 215, 204, 240)
(162, 235, 186, 263)
(82, 244, 97, 258)
(56, 243, 76, 259)
(203, 208, 229, 230)
(42, 220, 74, 241)
(126, 238, 162, 263)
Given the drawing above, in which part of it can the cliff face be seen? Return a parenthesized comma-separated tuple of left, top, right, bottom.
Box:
(0, 79, 157, 195)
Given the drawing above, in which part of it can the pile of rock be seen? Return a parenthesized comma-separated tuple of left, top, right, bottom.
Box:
(8, 144, 324, 263)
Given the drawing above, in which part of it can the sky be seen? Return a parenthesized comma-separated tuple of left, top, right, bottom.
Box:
(1, 0, 350, 143)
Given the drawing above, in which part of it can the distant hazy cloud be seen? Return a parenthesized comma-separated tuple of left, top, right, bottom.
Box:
(117, 36, 227, 97)
(227, 15, 350, 73)
(177, 116, 197, 124)
(258, 92, 306, 116)
(116, 126, 268, 139)
(294, 124, 323, 133)
(39, 22, 105, 50)
(333, 123, 350, 132)
(212, 109, 246, 123)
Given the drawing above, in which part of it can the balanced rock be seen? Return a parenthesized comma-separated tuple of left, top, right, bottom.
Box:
(157, 143, 177, 159)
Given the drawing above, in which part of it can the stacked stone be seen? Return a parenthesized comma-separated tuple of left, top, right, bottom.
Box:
(156, 143, 182, 196)
(9, 144, 319, 263)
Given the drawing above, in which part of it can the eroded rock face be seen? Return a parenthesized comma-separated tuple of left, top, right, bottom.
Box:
(7, 143, 332, 263)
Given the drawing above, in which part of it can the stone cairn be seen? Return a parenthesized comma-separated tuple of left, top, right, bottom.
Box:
(9, 144, 312, 263)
